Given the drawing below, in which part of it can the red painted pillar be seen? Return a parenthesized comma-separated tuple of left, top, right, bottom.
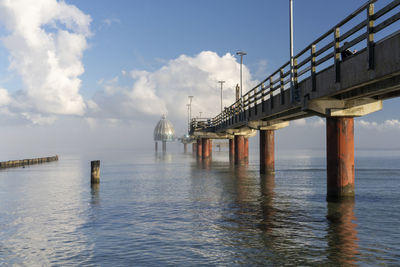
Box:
(197, 139, 202, 159)
(326, 117, 355, 199)
(229, 139, 235, 162)
(244, 138, 249, 163)
(209, 139, 213, 158)
(260, 130, 275, 174)
(202, 138, 210, 159)
(234, 135, 245, 165)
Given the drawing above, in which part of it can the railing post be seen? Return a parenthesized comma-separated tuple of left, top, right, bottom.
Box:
(261, 83, 265, 112)
(254, 88, 258, 116)
(280, 68, 284, 104)
(248, 92, 251, 118)
(367, 2, 375, 70)
(293, 57, 298, 98)
(269, 76, 274, 110)
(244, 94, 247, 120)
(334, 27, 341, 83)
(311, 44, 317, 92)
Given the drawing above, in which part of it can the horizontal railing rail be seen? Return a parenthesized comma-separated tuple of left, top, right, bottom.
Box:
(190, 0, 400, 133)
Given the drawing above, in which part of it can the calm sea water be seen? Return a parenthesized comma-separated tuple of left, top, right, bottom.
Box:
(0, 147, 399, 266)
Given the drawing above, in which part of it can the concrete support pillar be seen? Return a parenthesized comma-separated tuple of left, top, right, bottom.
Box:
(209, 139, 213, 158)
(229, 139, 235, 162)
(202, 138, 210, 159)
(326, 117, 355, 200)
(234, 135, 245, 165)
(244, 138, 249, 163)
(184, 143, 188, 153)
(260, 130, 275, 174)
(192, 143, 197, 154)
(162, 141, 166, 152)
(197, 139, 202, 159)
(155, 141, 158, 152)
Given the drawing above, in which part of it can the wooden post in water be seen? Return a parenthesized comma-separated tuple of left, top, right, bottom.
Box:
(91, 160, 100, 184)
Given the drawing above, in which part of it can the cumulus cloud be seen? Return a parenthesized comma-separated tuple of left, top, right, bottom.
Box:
(91, 51, 258, 123)
(21, 112, 57, 125)
(0, 0, 91, 118)
(292, 117, 324, 127)
(356, 119, 400, 130)
(0, 88, 11, 106)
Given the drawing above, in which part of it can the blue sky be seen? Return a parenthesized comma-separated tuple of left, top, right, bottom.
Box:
(0, 0, 399, 155)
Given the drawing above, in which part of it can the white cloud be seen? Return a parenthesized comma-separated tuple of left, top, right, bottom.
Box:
(292, 117, 324, 128)
(0, 88, 11, 106)
(356, 119, 400, 130)
(292, 118, 306, 126)
(103, 17, 121, 28)
(254, 59, 268, 79)
(21, 112, 56, 125)
(0, 0, 91, 118)
(91, 51, 258, 124)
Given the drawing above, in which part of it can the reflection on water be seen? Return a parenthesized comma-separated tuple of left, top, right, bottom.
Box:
(326, 199, 359, 266)
(0, 150, 398, 265)
(90, 183, 100, 207)
(188, 158, 362, 265)
(154, 151, 173, 163)
(259, 173, 275, 233)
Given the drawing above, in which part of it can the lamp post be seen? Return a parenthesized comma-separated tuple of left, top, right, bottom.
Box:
(188, 95, 194, 123)
(289, 0, 295, 103)
(218, 81, 225, 113)
(236, 51, 247, 99)
(186, 103, 190, 133)
(199, 111, 202, 118)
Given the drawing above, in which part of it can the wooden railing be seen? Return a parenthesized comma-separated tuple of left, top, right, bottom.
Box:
(190, 0, 400, 133)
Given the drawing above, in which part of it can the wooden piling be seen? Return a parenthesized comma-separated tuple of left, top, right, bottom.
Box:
(91, 160, 100, 184)
(0, 155, 58, 169)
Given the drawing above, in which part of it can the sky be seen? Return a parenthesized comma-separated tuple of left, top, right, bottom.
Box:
(0, 0, 399, 158)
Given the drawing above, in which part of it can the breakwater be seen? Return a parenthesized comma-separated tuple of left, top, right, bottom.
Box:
(0, 155, 58, 169)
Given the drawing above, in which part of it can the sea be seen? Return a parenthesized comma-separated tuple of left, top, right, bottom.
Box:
(0, 146, 399, 266)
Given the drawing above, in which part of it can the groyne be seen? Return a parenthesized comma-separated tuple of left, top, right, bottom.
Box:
(0, 155, 58, 169)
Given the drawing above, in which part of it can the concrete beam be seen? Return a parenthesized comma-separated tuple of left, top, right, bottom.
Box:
(247, 120, 289, 130)
(328, 100, 382, 117)
(226, 127, 257, 138)
(192, 131, 233, 139)
(305, 97, 382, 117)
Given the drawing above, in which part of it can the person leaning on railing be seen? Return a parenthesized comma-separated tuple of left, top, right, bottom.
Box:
(341, 42, 357, 60)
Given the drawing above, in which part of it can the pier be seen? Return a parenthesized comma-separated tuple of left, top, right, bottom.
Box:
(188, 0, 400, 200)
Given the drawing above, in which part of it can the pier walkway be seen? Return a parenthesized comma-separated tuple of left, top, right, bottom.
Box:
(189, 0, 400, 200)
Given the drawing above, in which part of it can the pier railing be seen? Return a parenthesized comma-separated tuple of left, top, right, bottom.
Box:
(190, 0, 400, 133)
